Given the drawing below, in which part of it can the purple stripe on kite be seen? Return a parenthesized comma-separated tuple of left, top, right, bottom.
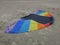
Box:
(7, 19, 25, 33)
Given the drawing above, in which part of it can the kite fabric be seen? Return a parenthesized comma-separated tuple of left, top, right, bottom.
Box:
(5, 10, 54, 34)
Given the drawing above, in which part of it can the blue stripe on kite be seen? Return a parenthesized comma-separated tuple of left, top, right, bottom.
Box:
(34, 10, 45, 15)
(9, 19, 25, 33)
(19, 20, 30, 33)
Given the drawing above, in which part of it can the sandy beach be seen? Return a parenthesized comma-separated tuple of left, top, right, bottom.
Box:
(0, 0, 60, 45)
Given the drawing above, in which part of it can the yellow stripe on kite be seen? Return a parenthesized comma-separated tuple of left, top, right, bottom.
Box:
(39, 12, 49, 16)
(29, 20, 38, 31)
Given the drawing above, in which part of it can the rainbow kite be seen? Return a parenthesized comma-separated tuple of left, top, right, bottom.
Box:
(5, 10, 54, 34)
